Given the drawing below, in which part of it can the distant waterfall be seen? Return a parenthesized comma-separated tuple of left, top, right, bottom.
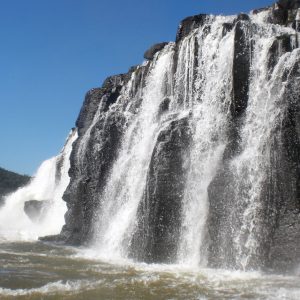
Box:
(0, 130, 77, 241)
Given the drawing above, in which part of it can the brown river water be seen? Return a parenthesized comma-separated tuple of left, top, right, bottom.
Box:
(0, 242, 299, 300)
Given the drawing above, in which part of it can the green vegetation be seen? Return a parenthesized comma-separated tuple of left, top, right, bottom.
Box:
(0, 167, 31, 205)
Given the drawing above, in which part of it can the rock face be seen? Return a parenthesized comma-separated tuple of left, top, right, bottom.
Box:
(144, 43, 168, 60)
(254, 0, 300, 28)
(176, 14, 208, 42)
(54, 0, 300, 272)
(130, 117, 192, 263)
(61, 75, 132, 245)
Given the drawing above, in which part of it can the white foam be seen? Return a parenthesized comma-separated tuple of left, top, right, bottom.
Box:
(0, 279, 102, 296)
(0, 130, 77, 242)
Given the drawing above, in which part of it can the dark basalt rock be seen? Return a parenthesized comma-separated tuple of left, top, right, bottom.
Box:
(62, 112, 127, 245)
(263, 0, 300, 25)
(271, 5, 289, 25)
(224, 18, 251, 160)
(236, 13, 251, 22)
(176, 14, 208, 42)
(158, 97, 171, 116)
(266, 60, 300, 272)
(207, 165, 236, 269)
(231, 19, 251, 119)
(59, 69, 140, 245)
(39, 234, 65, 244)
(222, 23, 234, 36)
(252, 7, 271, 15)
(24, 200, 49, 222)
(75, 88, 105, 136)
(144, 42, 169, 60)
(130, 117, 192, 263)
(278, 0, 300, 9)
(172, 24, 202, 81)
(267, 34, 294, 76)
(76, 73, 131, 136)
(207, 21, 252, 262)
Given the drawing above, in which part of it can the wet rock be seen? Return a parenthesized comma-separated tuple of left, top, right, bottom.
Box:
(267, 34, 293, 75)
(252, 7, 271, 15)
(232, 20, 251, 118)
(222, 23, 234, 36)
(62, 112, 127, 245)
(207, 165, 236, 269)
(144, 42, 168, 60)
(278, 0, 300, 10)
(176, 14, 208, 42)
(130, 117, 191, 263)
(236, 13, 251, 22)
(158, 97, 171, 116)
(39, 234, 66, 244)
(264, 0, 300, 25)
(224, 18, 251, 160)
(207, 49, 300, 272)
(59, 71, 136, 245)
(266, 60, 300, 272)
(271, 5, 289, 24)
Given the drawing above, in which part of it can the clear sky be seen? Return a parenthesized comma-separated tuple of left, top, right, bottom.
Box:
(1, 0, 275, 175)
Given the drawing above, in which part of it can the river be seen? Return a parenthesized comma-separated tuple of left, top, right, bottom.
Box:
(0, 242, 299, 300)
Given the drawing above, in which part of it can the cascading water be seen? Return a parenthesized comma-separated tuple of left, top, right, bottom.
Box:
(231, 23, 300, 269)
(0, 130, 77, 241)
(92, 44, 175, 260)
(177, 16, 235, 267)
(48, 2, 300, 273)
(205, 12, 300, 270)
(87, 16, 236, 264)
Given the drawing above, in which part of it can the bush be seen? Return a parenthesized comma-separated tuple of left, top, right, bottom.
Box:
(0, 167, 31, 205)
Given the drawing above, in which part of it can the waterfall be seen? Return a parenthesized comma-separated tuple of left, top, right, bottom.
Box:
(0, 130, 77, 242)
(177, 16, 235, 267)
(205, 12, 300, 270)
(92, 44, 175, 260)
(71, 9, 299, 270)
(12, 2, 297, 272)
(230, 22, 300, 269)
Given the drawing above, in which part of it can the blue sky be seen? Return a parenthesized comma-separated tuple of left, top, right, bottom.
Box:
(0, 0, 274, 175)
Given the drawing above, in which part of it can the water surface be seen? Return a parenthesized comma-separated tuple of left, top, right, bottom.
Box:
(0, 242, 299, 299)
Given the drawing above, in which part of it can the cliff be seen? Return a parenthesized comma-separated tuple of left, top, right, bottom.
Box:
(48, 0, 300, 272)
